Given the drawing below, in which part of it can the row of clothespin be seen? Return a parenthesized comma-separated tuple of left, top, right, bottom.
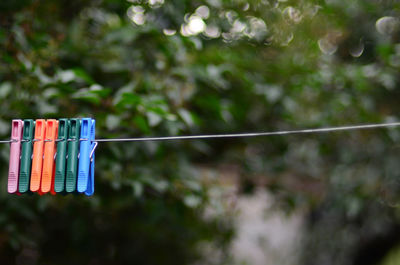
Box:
(7, 118, 96, 196)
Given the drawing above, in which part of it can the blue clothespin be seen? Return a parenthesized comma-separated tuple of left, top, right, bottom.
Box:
(87, 122, 96, 196)
(77, 118, 96, 196)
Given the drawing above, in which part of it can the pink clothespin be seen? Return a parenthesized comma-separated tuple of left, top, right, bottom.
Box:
(8, 120, 23, 194)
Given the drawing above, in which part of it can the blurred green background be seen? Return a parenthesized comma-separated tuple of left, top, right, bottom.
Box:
(1, 0, 400, 264)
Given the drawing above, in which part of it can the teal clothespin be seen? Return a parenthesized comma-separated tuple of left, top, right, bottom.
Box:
(19, 119, 35, 193)
(65, 119, 80, 193)
(54, 119, 69, 193)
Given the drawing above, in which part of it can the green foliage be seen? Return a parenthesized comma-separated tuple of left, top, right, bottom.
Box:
(1, 0, 400, 264)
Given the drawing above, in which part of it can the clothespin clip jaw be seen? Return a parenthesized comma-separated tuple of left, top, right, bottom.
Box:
(19, 119, 35, 193)
(40, 119, 58, 194)
(54, 119, 69, 193)
(8, 120, 23, 194)
(65, 118, 81, 193)
(77, 118, 96, 196)
(30, 119, 46, 192)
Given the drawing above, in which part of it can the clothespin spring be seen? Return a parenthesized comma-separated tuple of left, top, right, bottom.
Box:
(90, 142, 98, 161)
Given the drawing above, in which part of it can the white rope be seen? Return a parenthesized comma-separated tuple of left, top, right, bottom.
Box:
(93, 122, 400, 142)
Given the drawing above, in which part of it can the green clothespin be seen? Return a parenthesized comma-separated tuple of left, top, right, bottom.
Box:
(65, 119, 80, 193)
(54, 118, 69, 193)
(18, 119, 35, 193)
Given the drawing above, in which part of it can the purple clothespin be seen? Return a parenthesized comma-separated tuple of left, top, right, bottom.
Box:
(8, 120, 23, 194)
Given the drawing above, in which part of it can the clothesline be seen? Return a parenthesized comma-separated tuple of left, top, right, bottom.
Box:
(0, 122, 399, 144)
(5, 120, 400, 196)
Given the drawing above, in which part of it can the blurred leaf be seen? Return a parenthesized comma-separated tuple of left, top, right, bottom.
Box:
(105, 114, 121, 130)
(0, 82, 12, 98)
(184, 195, 202, 208)
(133, 115, 150, 133)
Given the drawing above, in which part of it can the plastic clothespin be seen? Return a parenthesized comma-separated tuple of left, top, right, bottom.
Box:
(40, 119, 58, 194)
(87, 120, 96, 196)
(54, 119, 69, 193)
(8, 119, 23, 194)
(87, 139, 96, 196)
(77, 118, 96, 196)
(30, 119, 46, 192)
(65, 119, 80, 193)
(18, 119, 35, 193)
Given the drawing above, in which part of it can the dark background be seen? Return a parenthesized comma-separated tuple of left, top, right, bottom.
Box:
(1, 0, 400, 264)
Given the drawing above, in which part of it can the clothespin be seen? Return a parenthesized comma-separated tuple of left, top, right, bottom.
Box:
(40, 119, 58, 194)
(18, 119, 35, 193)
(65, 118, 80, 193)
(30, 119, 46, 192)
(8, 119, 23, 194)
(77, 118, 96, 196)
(54, 119, 69, 193)
(87, 120, 96, 196)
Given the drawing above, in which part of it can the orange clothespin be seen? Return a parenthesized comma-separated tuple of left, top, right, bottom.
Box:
(30, 119, 46, 192)
(40, 119, 58, 195)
